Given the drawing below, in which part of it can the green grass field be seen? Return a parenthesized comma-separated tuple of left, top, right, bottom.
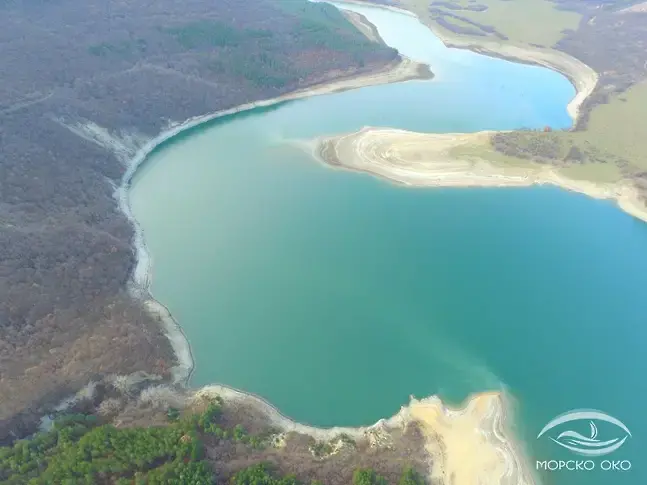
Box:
(553, 81, 647, 180)
(450, 0, 580, 46)
(452, 81, 647, 184)
(577, 80, 647, 170)
(394, 0, 646, 187)
(450, 135, 624, 184)
(449, 142, 538, 169)
(402, 0, 581, 46)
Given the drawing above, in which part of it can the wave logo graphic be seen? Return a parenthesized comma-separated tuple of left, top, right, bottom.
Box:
(537, 410, 631, 456)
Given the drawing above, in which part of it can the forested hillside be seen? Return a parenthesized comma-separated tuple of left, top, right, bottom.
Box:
(0, 0, 399, 442)
(0, 387, 429, 485)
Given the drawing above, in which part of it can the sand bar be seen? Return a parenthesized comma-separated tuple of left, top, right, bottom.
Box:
(315, 127, 647, 224)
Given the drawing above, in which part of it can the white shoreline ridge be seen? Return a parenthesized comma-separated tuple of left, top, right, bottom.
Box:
(336, 0, 598, 125)
(110, 2, 604, 483)
(116, 0, 598, 384)
(115, 54, 428, 383)
(193, 385, 537, 485)
(315, 127, 647, 224)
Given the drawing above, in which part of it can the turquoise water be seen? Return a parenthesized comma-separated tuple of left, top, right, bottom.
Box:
(130, 3, 646, 484)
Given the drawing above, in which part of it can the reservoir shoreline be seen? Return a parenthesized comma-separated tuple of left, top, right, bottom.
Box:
(337, 0, 597, 125)
(119, 3, 601, 483)
(193, 386, 537, 485)
(118, 54, 430, 386)
(120, 22, 537, 485)
(121, 0, 598, 388)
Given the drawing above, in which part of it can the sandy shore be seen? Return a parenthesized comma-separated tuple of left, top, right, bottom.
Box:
(195, 385, 535, 485)
(465, 44, 597, 124)
(409, 393, 536, 485)
(338, 0, 597, 125)
(315, 127, 647, 223)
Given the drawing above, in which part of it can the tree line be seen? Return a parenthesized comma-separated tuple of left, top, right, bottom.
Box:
(0, 397, 427, 485)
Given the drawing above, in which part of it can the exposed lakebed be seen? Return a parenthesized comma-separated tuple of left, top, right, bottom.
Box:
(129, 3, 646, 484)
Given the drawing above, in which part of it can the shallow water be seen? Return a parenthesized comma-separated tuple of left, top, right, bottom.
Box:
(130, 3, 645, 484)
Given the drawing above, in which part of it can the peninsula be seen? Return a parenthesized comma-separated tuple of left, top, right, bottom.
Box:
(315, 127, 647, 223)
(334, 0, 647, 218)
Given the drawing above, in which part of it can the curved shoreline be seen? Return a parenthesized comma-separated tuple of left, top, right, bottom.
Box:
(314, 126, 647, 224)
(337, 0, 598, 125)
(194, 385, 536, 485)
(119, 1, 599, 386)
(116, 55, 429, 385)
(113, 3, 575, 483)
(118, 101, 541, 482)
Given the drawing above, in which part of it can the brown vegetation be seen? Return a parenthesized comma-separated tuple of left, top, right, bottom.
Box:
(29, 376, 430, 485)
(491, 130, 631, 168)
(209, 425, 427, 485)
(115, 386, 430, 485)
(209, 403, 427, 485)
(0, 0, 397, 442)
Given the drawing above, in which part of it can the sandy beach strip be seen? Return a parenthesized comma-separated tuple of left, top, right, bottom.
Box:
(315, 126, 647, 224)
(465, 44, 597, 124)
(194, 385, 536, 485)
(409, 393, 536, 485)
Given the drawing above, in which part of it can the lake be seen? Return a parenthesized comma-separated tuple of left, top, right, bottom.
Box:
(129, 3, 646, 484)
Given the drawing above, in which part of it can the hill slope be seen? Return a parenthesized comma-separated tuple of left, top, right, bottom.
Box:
(0, 0, 399, 440)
